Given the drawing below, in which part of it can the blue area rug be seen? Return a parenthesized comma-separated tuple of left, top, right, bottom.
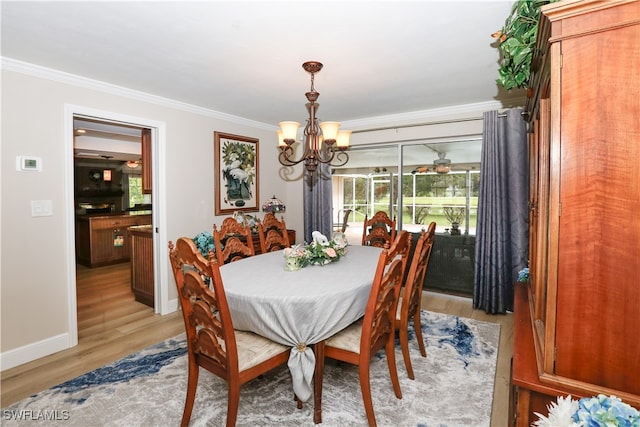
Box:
(2, 311, 500, 426)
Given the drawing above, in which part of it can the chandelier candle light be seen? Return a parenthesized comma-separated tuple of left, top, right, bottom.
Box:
(277, 61, 351, 174)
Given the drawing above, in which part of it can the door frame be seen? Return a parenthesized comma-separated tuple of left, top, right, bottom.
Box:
(64, 104, 170, 347)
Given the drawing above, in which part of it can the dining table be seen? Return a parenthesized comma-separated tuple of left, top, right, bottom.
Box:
(218, 244, 382, 422)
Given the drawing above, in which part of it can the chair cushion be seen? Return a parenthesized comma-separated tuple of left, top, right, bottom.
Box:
(235, 330, 289, 372)
(325, 319, 363, 353)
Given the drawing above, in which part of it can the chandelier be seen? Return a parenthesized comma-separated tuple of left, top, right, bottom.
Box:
(277, 61, 350, 173)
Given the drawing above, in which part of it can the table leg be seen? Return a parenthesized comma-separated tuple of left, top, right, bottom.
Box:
(313, 340, 325, 424)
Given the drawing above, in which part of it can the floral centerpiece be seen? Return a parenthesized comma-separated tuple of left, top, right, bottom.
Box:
(304, 231, 348, 266)
(283, 231, 348, 271)
(282, 244, 307, 271)
(533, 394, 640, 427)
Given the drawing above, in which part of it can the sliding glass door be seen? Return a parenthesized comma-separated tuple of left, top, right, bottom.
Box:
(332, 137, 481, 241)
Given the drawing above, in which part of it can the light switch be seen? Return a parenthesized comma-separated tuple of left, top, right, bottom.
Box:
(31, 200, 53, 217)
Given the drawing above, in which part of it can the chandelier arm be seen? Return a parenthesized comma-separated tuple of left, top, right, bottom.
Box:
(313, 145, 337, 164)
(279, 144, 310, 167)
(328, 150, 349, 168)
(278, 147, 301, 166)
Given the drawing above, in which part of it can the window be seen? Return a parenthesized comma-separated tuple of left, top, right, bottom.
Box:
(402, 171, 479, 234)
(128, 175, 149, 208)
(332, 138, 481, 237)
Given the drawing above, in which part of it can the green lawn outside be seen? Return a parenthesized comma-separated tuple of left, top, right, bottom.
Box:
(346, 196, 479, 229)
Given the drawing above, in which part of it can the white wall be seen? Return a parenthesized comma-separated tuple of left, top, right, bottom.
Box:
(0, 67, 302, 369)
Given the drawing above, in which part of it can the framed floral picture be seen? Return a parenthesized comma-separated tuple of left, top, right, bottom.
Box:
(214, 131, 259, 215)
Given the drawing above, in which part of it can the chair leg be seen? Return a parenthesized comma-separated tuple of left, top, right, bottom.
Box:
(226, 382, 241, 427)
(294, 394, 303, 409)
(413, 310, 427, 357)
(358, 363, 377, 427)
(313, 341, 325, 424)
(181, 360, 199, 427)
(399, 322, 415, 380)
(385, 336, 402, 399)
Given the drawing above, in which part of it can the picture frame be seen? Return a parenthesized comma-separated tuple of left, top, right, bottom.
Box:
(214, 131, 259, 215)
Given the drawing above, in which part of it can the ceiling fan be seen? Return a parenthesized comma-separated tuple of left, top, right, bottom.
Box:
(433, 152, 451, 174)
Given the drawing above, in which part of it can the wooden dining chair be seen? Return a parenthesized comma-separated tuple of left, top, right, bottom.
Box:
(333, 209, 353, 233)
(168, 238, 290, 427)
(395, 222, 436, 380)
(257, 212, 290, 253)
(361, 211, 397, 248)
(213, 217, 256, 265)
(322, 243, 405, 427)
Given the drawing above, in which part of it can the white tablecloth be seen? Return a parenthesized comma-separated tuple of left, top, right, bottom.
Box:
(219, 245, 382, 402)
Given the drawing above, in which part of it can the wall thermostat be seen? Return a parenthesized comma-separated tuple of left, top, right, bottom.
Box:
(16, 156, 42, 172)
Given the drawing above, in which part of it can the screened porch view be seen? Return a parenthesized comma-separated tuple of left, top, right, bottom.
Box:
(332, 171, 479, 242)
(331, 140, 480, 296)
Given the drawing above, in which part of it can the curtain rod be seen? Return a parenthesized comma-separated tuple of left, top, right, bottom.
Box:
(351, 117, 483, 134)
(498, 110, 528, 118)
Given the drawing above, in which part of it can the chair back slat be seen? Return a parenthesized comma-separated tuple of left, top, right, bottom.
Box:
(214, 217, 256, 264)
(403, 222, 436, 320)
(361, 244, 404, 358)
(389, 230, 412, 278)
(258, 213, 290, 253)
(361, 211, 397, 248)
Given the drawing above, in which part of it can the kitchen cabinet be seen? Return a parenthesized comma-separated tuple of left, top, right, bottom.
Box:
(142, 128, 152, 194)
(76, 213, 151, 267)
(130, 225, 154, 307)
(511, 0, 640, 424)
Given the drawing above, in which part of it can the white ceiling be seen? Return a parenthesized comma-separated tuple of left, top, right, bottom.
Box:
(2, 1, 522, 167)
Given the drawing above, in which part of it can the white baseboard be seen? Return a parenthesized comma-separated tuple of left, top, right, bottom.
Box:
(0, 333, 72, 372)
(1, 303, 180, 372)
(165, 298, 179, 314)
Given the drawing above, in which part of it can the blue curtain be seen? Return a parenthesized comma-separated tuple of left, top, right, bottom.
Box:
(473, 109, 529, 313)
(303, 163, 333, 243)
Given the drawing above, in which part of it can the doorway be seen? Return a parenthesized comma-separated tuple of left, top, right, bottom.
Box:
(73, 116, 154, 341)
(64, 104, 169, 348)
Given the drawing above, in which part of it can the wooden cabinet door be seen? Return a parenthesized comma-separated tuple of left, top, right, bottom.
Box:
(142, 128, 152, 194)
(553, 21, 640, 394)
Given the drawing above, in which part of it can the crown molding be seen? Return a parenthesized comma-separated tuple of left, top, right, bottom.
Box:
(1, 57, 274, 131)
(2, 57, 526, 133)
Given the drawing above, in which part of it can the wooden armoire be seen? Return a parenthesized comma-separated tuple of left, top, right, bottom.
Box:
(510, 0, 640, 425)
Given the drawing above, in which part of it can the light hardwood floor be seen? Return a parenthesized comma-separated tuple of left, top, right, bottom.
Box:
(1, 262, 513, 426)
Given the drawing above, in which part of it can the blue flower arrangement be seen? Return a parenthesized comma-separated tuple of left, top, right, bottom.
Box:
(517, 267, 530, 283)
(192, 232, 214, 258)
(534, 394, 640, 427)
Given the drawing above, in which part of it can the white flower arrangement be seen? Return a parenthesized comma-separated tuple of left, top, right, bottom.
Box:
(533, 394, 640, 427)
(282, 231, 348, 270)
